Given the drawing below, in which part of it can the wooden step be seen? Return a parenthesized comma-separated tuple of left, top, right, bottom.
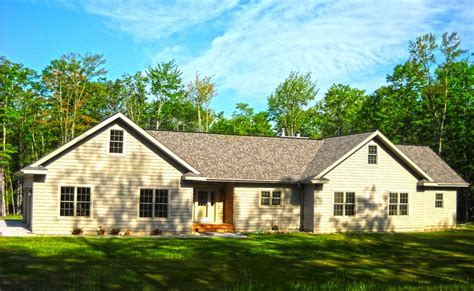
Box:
(193, 223, 235, 233)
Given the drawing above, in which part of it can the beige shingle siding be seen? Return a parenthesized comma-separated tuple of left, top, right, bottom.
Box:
(308, 140, 456, 233)
(31, 122, 193, 234)
(233, 184, 301, 232)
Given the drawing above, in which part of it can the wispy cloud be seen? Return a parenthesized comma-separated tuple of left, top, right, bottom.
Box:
(83, 0, 238, 40)
(80, 0, 473, 110)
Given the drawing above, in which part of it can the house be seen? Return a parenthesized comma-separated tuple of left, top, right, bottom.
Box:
(15, 113, 469, 234)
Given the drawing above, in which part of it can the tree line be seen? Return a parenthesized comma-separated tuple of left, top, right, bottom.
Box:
(1, 32, 472, 218)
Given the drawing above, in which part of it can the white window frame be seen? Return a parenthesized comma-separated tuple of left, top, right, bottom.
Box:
(435, 193, 444, 208)
(137, 187, 171, 220)
(388, 192, 409, 216)
(108, 127, 126, 156)
(332, 191, 356, 217)
(57, 185, 94, 219)
(259, 189, 285, 207)
(368, 144, 378, 165)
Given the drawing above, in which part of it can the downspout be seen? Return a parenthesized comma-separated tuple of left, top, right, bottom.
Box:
(297, 181, 304, 232)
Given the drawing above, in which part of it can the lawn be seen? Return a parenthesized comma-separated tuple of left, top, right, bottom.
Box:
(0, 226, 473, 290)
(0, 214, 22, 220)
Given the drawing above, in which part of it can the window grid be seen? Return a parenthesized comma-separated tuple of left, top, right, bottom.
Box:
(389, 192, 408, 216)
(260, 190, 282, 206)
(435, 193, 443, 208)
(60, 186, 91, 217)
(139, 189, 169, 218)
(60, 187, 75, 216)
(333, 192, 355, 216)
(76, 187, 91, 217)
(109, 130, 124, 153)
(368, 145, 377, 164)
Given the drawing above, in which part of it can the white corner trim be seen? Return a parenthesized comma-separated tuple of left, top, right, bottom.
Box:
(29, 113, 200, 174)
(315, 131, 434, 181)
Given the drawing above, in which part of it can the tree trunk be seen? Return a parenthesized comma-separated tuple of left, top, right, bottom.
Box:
(0, 168, 5, 217)
(197, 107, 202, 132)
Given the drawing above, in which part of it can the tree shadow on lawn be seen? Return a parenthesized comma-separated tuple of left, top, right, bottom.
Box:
(0, 230, 473, 289)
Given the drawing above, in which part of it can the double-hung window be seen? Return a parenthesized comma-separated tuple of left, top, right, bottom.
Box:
(260, 190, 282, 206)
(333, 192, 355, 216)
(389, 192, 408, 216)
(60, 186, 91, 217)
(139, 189, 169, 218)
(368, 145, 377, 164)
(435, 193, 443, 208)
(109, 129, 124, 154)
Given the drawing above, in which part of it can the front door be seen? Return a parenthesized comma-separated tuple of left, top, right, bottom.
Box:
(195, 189, 215, 222)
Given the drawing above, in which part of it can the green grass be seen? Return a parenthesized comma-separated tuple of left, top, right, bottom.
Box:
(0, 214, 22, 220)
(0, 225, 473, 290)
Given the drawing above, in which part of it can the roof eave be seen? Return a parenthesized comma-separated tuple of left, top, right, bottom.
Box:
(417, 181, 470, 188)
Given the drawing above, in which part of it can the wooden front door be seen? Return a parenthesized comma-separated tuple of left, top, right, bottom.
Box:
(195, 189, 215, 222)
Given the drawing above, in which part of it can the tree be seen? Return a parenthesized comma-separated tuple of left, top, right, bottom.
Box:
(187, 73, 216, 132)
(316, 84, 368, 136)
(211, 103, 273, 136)
(42, 53, 107, 144)
(0, 56, 40, 214)
(147, 60, 186, 129)
(268, 72, 318, 136)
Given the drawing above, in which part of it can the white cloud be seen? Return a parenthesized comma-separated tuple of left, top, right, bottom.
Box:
(180, 0, 471, 103)
(80, 0, 473, 110)
(83, 0, 238, 40)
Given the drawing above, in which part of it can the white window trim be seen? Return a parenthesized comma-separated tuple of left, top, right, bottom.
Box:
(258, 188, 285, 208)
(332, 190, 357, 217)
(137, 187, 171, 220)
(107, 127, 127, 156)
(367, 144, 378, 165)
(387, 191, 410, 217)
(57, 184, 94, 220)
(435, 193, 444, 209)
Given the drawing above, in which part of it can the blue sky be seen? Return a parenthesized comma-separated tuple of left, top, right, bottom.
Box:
(1, 0, 473, 114)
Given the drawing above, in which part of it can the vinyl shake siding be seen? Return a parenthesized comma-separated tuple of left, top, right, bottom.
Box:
(31, 122, 193, 234)
(306, 139, 456, 233)
(233, 184, 301, 232)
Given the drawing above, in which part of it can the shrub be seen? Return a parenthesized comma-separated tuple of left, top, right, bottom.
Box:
(271, 224, 279, 231)
(110, 228, 120, 235)
(151, 229, 163, 236)
(97, 225, 106, 236)
(72, 227, 83, 235)
(124, 230, 131, 236)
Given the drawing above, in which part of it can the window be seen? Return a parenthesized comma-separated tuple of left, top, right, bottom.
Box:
(139, 189, 169, 218)
(435, 193, 443, 208)
(368, 145, 377, 164)
(389, 192, 408, 216)
(333, 192, 355, 216)
(260, 190, 282, 206)
(60, 186, 91, 217)
(109, 129, 124, 153)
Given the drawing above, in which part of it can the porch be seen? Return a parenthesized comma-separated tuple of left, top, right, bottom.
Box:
(191, 182, 234, 233)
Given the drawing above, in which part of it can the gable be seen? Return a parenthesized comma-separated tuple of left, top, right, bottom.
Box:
(20, 113, 199, 175)
(42, 121, 187, 179)
(322, 138, 421, 187)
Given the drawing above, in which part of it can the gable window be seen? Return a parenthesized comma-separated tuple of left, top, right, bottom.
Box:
(139, 189, 169, 218)
(435, 193, 443, 208)
(109, 129, 124, 154)
(389, 192, 408, 216)
(368, 145, 377, 164)
(333, 192, 355, 216)
(60, 186, 91, 217)
(260, 190, 282, 206)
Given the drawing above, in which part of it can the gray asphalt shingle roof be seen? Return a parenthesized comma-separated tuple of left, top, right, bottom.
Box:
(147, 130, 466, 184)
(396, 145, 466, 184)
